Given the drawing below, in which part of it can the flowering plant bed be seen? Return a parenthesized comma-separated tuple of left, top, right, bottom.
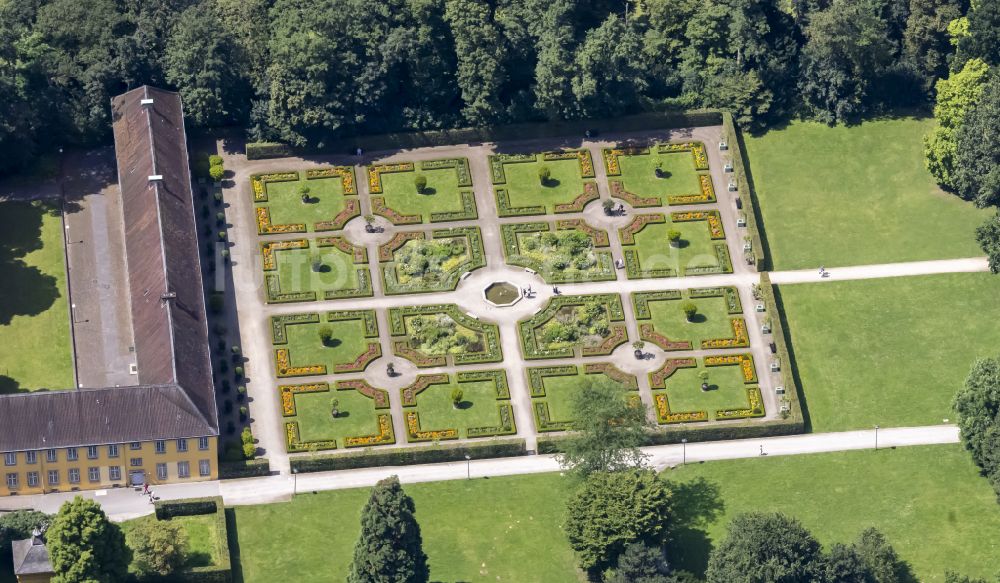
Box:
(553, 183, 599, 213)
(494, 187, 546, 217)
(275, 348, 326, 378)
(618, 213, 666, 245)
(270, 313, 321, 344)
(389, 304, 503, 365)
(649, 358, 697, 389)
(405, 411, 459, 442)
(671, 210, 725, 239)
(285, 422, 338, 453)
(608, 180, 662, 207)
(583, 362, 638, 390)
(601, 146, 651, 176)
(701, 318, 750, 349)
(371, 196, 421, 225)
(631, 290, 682, 319)
(381, 227, 486, 295)
(527, 365, 579, 397)
(250, 171, 299, 202)
(344, 414, 396, 448)
(367, 162, 415, 194)
(335, 379, 391, 409)
(501, 221, 615, 284)
(715, 387, 765, 420)
(518, 294, 626, 360)
(306, 166, 357, 194)
(272, 311, 380, 376)
(315, 236, 367, 263)
(704, 353, 758, 383)
(333, 342, 382, 373)
(689, 286, 743, 313)
(253, 169, 360, 234)
(457, 369, 510, 399)
(533, 402, 577, 433)
(639, 323, 693, 351)
(279, 383, 330, 416)
(256, 207, 306, 235)
(656, 141, 709, 171)
(400, 374, 452, 406)
(263, 241, 374, 304)
(368, 158, 477, 223)
(666, 175, 717, 205)
(314, 198, 361, 231)
(654, 393, 708, 424)
(261, 239, 308, 271)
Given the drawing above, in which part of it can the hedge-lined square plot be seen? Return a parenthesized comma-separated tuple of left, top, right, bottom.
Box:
(603, 142, 713, 206)
(633, 287, 748, 351)
(528, 364, 639, 432)
(618, 212, 732, 278)
(649, 356, 762, 424)
(518, 294, 628, 359)
(252, 168, 360, 235)
(261, 237, 372, 303)
(400, 370, 516, 441)
(490, 150, 598, 216)
(378, 227, 486, 295)
(271, 311, 381, 377)
(282, 380, 394, 451)
(367, 158, 478, 224)
(500, 219, 615, 283)
(389, 304, 503, 366)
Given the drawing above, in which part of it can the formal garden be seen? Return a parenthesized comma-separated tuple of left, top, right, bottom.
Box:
(401, 370, 516, 440)
(648, 355, 762, 424)
(633, 287, 747, 351)
(389, 304, 503, 366)
(271, 310, 381, 377)
(603, 141, 715, 206)
(618, 211, 732, 278)
(282, 379, 394, 451)
(500, 220, 615, 283)
(252, 168, 361, 234)
(528, 364, 638, 432)
(490, 149, 599, 216)
(367, 158, 478, 223)
(518, 294, 629, 359)
(261, 236, 372, 303)
(378, 227, 485, 294)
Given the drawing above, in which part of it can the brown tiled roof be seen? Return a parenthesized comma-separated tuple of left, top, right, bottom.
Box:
(0, 86, 218, 451)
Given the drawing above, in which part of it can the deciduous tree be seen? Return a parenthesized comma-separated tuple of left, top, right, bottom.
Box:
(705, 512, 824, 583)
(47, 497, 130, 583)
(125, 519, 188, 577)
(953, 356, 1000, 498)
(558, 377, 651, 476)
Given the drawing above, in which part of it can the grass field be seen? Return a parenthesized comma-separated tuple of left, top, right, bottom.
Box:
(122, 513, 221, 569)
(261, 176, 350, 231)
(275, 245, 359, 294)
(282, 318, 369, 371)
(624, 220, 722, 276)
(232, 473, 581, 583)
(618, 151, 702, 198)
(745, 117, 990, 269)
(413, 379, 506, 438)
(293, 388, 382, 446)
(665, 445, 1000, 581)
(503, 158, 588, 212)
(0, 200, 73, 392)
(230, 445, 1000, 583)
(778, 273, 1000, 431)
(378, 166, 466, 221)
(644, 295, 738, 346)
(657, 364, 753, 419)
(533, 373, 583, 427)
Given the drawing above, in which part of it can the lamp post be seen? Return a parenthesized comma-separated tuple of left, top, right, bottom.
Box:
(292, 468, 298, 496)
(681, 438, 687, 466)
(874, 425, 879, 451)
(465, 454, 471, 480)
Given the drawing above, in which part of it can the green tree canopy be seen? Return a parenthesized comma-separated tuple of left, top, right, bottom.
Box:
(953, 356, 1000, 498)
(47, 497, 130, 583)
(705, 512, 824, 583)
(564, 469, 675, 574)
(976, 212, 1000, 274)
(923, 58, 990, 188)
(558, 376, 651, 476)
(348, 475, 429, 583)
(125, 519, 188, 577)
(953, 73, 1000, 207)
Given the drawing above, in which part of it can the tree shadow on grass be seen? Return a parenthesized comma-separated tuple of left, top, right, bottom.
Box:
(0, 201, 61, 325)
(666, 477, 725, 577)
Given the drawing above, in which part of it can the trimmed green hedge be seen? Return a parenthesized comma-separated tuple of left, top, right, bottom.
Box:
(219, 458, 271, 480)
(290, 439, 527, 472)
(246, 142, 294, 160)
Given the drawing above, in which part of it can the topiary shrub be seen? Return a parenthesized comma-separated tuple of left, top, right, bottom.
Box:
(538, 166, 551, 185)
(208, 154, 223, 167)
(209, 164, 225, 182)
(414, 174, 427, 193)
(682, 302, 697, 321)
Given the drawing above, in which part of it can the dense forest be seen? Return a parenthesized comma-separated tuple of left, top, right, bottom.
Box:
(0, 0, 995, 180)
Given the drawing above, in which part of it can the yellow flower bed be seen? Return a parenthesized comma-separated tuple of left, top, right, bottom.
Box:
(405, 411, 459, 441)
(701, 318, 750, 349)
(654, 394, 708, 424)
(367, 162, 415, 194)
(275, 348, 326, 377)
(671, 210, 724, 239)
(344, 414, 395, 447)
(279, 383, 329, 416)
(261, 239, 308, 271)
(256, 207, 306, 235)
(704, 354, 757, 383)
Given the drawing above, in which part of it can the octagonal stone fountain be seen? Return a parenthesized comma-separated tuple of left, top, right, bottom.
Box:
(483, 281, 522, 307)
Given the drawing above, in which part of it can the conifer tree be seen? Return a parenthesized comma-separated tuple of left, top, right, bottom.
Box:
(348, 476, 429, 583)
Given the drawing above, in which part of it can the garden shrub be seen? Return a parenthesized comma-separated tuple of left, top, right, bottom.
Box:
(290, 439, 526, 472)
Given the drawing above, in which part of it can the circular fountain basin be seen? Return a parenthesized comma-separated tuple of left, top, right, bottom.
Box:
(483, 281, 522, 307)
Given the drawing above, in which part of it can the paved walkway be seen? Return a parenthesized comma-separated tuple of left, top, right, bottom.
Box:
(0, 424, 958, 520)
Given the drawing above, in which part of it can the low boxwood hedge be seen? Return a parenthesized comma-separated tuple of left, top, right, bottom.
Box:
(290, 439, 526, 473)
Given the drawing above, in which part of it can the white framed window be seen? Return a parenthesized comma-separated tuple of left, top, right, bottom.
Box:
(198, 437, 210, 450)
(198, 460, 211, 477)
(109, 466, 121, 481)
(46, 449, 57, 463)
(4, 453, 15, 466)
(130, 458, 143, 467)
(6, 473, 18, 489)
(155, 441, 166, 454)
(108, 444, 119, 458)
(129, 442, 142, 451)
(47, 470, 59, 485)
(25, 451, 37, 464)
(66, 448, 78, 461)
(88, 467, 100, 482)
(68, 469, 80, 484)
(156, 463, 168, 480)
(26, 472, 38, 487)
(177, 461, 190, 478)
(176, 439, 188, 453)
(87, 446, 99, 459)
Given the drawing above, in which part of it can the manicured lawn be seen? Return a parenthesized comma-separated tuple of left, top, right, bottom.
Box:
(534, 373, 583, 425)
(618, 151, 701, 198)
(274, 245, 360, 294)
(0, 200, 73, 392)
(746, 117, 990, 269)
(293, 388, 381, 446)
(282, 319, 369, 371)
(655, 364, 752, 419)
(378, 166, 465, 221)
(665, 445, 1000, 582)
(413, 380, 505, 438)
(260, 175, 350, 231)
(778, 273, 1000, 431)
(232, 473, 581, 583)
(231, 446, 1000, 583)
(122, 513, 221, 568)
(644, 295, 738, 346)
(503, 158, 587, 212)
(625, 220, 723, 276)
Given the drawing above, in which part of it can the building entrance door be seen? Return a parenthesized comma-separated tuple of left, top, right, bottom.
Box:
(129, 470, 145, 487)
